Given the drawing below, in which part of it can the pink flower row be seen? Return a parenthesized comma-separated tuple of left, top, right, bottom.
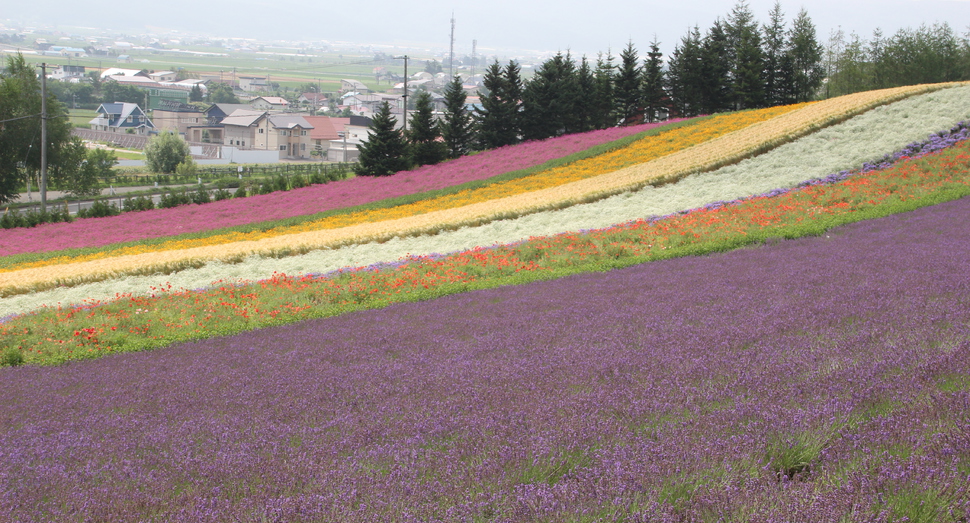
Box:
(0, 121, 680, 256)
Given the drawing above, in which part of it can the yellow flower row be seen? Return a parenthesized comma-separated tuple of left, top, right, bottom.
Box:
(3, 105, 803, 274)
(0, 83, 952, 296)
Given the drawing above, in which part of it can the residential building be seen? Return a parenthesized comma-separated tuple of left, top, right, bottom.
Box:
(221, 110, 314, 159)
(326, 115, 371, 162)
(49, 65, 86, 81)
(149, 70, 178, 82)
(152, 104, 206, 136)
(297, 92, 329, 110)
(303, 115, 349, 158)
(58, 47, 87, 58)
(250, 96, 290, 111)
(238, 76, 269, 92)
(340, 79, 370, 93)
(146, 87, 190, 111)
(88, 102, 155, 134)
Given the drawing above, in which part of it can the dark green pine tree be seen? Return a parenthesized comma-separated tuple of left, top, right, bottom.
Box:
(441, 75, 476, 158)
(591, 51, 616, 129)
(666, 27, 704, 117)
(761, 1, 788, 106)
(521, 52, 581, 141)
(614, 41, 642, 125)
(784, 8, 825, 102)
(355, 101, 410, 176)
(641, 39, 666, 123)
(406, 90, 447, 167)
(476, 61, 508, 149)
(475, 60, 523, 149)
(726, 0, 766, 109)
(574, 56, 597, 132)
(189, 84, 204, 102)
(501, 60, 524, 140)
(699, 20, 733, 114)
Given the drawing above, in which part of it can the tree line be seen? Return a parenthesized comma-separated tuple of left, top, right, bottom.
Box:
(823, 22, 970, 98)
(358, 0, 828, 176)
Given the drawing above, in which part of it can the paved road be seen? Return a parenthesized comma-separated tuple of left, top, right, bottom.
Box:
(12, 184, 200, 216)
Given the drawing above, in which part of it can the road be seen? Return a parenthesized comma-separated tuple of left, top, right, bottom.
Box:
(12, 184, 200, 216)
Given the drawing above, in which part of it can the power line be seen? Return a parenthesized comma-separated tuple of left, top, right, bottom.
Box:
(0, 113, 42, 125)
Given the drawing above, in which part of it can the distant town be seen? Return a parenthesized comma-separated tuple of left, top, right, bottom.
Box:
(0, 20, 542, 165)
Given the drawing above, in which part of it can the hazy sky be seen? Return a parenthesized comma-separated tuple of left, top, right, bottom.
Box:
(5, 0, 968, 58)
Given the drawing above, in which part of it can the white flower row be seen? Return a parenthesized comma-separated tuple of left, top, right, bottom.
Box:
(5, 85, 970, 319)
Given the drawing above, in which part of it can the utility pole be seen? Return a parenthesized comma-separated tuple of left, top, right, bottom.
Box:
(449, 14, 456, 80)
(472, 39, 477, 76)
(393, 55, 409, 135)
(39, 63, 48, 214)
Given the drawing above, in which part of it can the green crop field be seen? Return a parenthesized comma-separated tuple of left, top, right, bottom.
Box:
(6, 43, 422, 95)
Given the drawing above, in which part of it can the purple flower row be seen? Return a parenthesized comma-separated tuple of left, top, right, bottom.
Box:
(0, 122, 679, 257)
(3, 194, 970, 521)
(799, 120, 970, 188)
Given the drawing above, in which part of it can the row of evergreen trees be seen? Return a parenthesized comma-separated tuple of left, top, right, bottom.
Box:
(355, 76, 474, 177)
(356, 0, 966, 176)
(356, 0, 826, 176)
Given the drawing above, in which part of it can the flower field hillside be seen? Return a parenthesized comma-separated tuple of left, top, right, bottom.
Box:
(3, 181, 970, 521)
(0, 83, 954, 299)
(5, 81, 970, 520)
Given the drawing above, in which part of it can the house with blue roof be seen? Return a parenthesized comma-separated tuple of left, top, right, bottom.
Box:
(89, 103, 155, 135)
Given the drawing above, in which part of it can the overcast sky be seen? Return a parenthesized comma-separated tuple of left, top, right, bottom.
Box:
(5, 0, 968, 58)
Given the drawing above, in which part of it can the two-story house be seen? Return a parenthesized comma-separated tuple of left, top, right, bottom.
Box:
(221, 110, 314, 159)
(88, 102, 155, 134)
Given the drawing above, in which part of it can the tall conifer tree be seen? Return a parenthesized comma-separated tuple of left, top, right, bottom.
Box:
(641, 39, 666, 123)
(406, 90, 446, 167)
(441, 75, 475, 158)
(592, 51, 616, 129)
(355, 101, 409, 176)
(475, 60, 522, 149)
(699, 20, 733, 114)
(575, 56, 597, 132)
(666, 27, 704, 117)
(726, 0, 766, 109)
(786, 8, 825, 101)
(614, 42, 642, 124)
(521, 52, 581, 140)
(762, 1, 788, 106)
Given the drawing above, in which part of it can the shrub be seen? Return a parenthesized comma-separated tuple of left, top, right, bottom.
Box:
(0, 347, 24, 367)
(214, 177, 241, 189)
(77, 199, 121, 218)
(145, 131, 191, 174)
(159, 189, 191, 209)
(213, 188, 232, 201)
(175, 157, 198, 177)
(257, 182, 274, 195)
(0, 208, 23, 229)
(122, 195, 155, 212)
(233, 186, 248, 199)
(191, 185, 211, 205)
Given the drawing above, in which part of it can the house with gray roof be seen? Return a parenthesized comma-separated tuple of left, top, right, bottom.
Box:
(340, 79, 370, 93)
(89, 103, 155, 135)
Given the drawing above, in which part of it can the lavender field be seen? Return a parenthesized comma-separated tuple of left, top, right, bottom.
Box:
(3, 195, 970, 521)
